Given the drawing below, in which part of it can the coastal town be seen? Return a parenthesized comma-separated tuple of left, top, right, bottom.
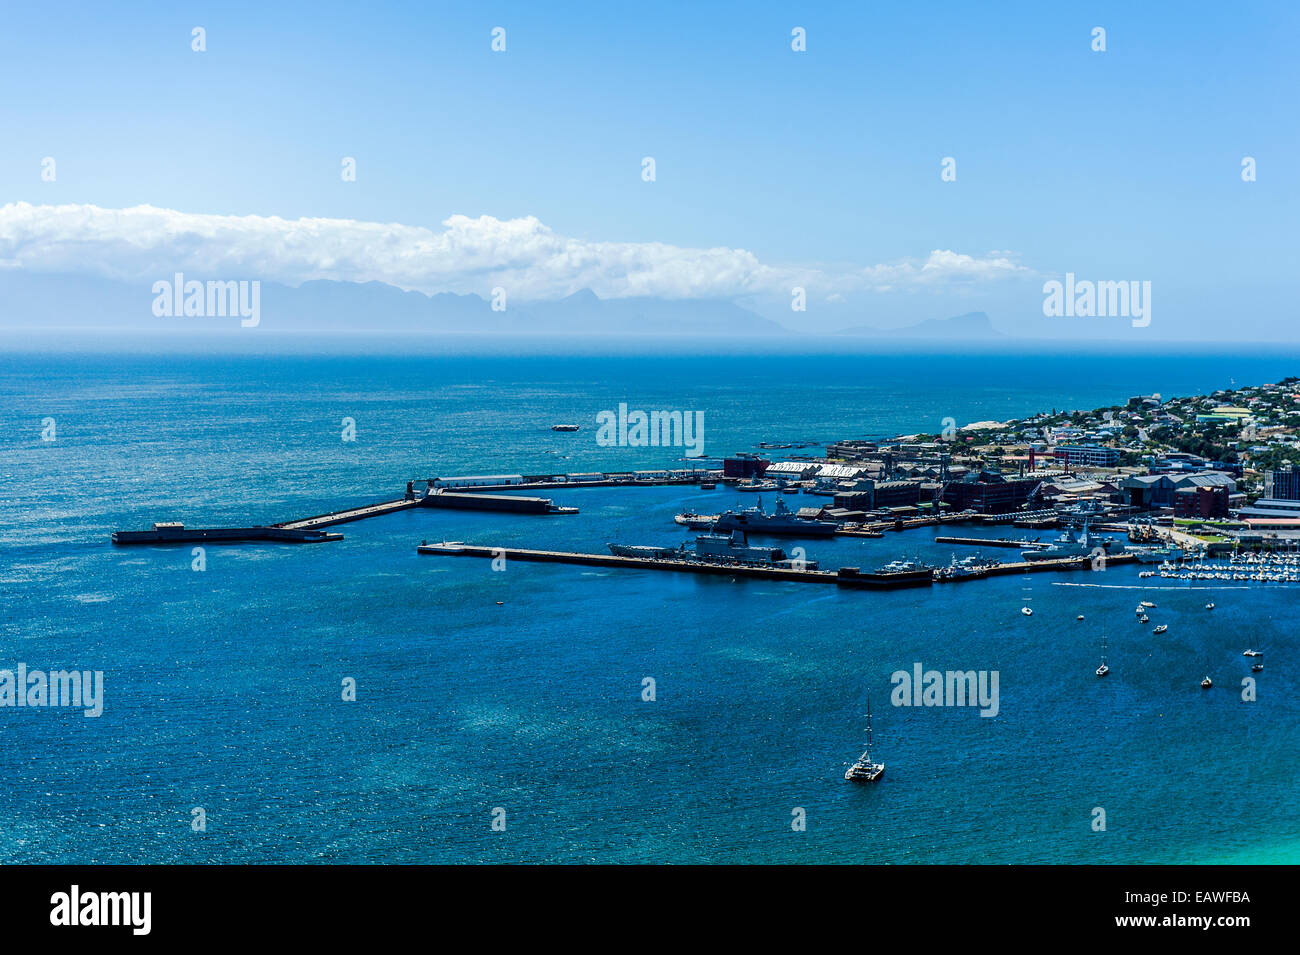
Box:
(734, 375, 1300, 555)
(112, 376, 1300, 573)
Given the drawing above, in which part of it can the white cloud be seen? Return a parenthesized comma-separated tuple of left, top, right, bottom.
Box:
(0, 202, 1030, 301)
(861, 249, 1029, 290)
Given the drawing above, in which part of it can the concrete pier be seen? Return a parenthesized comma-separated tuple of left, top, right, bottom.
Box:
(112, 524, 343, 545)
(416, 542, 1135, 587)
(276, 499, 418, 530)
(116, 489, 577, 546)
(416, 542, 921, 586)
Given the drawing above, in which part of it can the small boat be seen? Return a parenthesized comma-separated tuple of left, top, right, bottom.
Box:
(737, 481, 778, 493)
(781, 486, 800, 495)
(1140, 600, 1156, 608)
(1153, 624, 1168, 635)
(1251, 659, 1264, 672)
(844, 693, 885, 783)
(1139, 614, 1149, 624)
(1243, 649, 1262, 657)
(1077, 614, 1085, 621)
(674, 511, 718, 530)
(550, 424, 579, 432)
(1201, 676, 1213, 689)
(1021, 606, 1033, 617)
(1205, 602, 1215, 610)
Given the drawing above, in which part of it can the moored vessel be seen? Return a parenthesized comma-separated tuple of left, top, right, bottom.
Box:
(844, 693, 885, 783)
(606, 542, 689, 559)
(1021, 521, 1122, 561)
(713, 496, 838, 537)
(673, 511, 717, 529)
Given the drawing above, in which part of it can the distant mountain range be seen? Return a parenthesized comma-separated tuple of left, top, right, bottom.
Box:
(0, 270, 1000, 339)
(0, 272, 786, 336)
(835, 311, 1000, 339)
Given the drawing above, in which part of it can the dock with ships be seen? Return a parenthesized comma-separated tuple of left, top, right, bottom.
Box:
(416, 542, 930, 587)
(111, 464, 1141, 593)
(417, 541, 1134, 587)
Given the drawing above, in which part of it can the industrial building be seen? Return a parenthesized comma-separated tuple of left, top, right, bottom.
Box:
(1121, 472, 1238, 511)
(723, 454, 770, 479)
(941, 471, 1041, 514)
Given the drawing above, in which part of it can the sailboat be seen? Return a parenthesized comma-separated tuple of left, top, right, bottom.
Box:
(1096, 630, 1109, 677)
(845, 693, 885, 783)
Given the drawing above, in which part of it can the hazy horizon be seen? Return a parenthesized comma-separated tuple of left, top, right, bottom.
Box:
(2, 2, 1297, 342)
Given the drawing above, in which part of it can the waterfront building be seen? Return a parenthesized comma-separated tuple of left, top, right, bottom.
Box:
(1123, 471, 1237, 511)
(815, 464, 871, 482)
(873, 479, 927, 509)
(941, 470, 1040, 514)
(1174, 484, 1231, 519)
(764, 461, 821, 481)
(723, 454, 770, 479)
(432, 474, 525, 489)
(833, 482, 875, 511)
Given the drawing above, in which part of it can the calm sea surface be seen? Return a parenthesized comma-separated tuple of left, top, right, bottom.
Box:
(1, 347, 1298, 863)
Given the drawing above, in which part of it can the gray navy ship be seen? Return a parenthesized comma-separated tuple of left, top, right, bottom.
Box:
(1021, 521, 1122, 561)
(606, 542, 689, 559)
(607, 529, 817, 569)
(712, 496, 838, 537)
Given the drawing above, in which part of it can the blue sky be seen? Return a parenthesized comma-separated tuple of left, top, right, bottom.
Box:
(1, 1, 1297, 337)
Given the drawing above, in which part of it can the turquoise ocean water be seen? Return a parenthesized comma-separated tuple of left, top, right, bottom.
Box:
(2, 346, 1298, 863)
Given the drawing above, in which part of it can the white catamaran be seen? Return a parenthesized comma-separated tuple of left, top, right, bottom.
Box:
(845, 693, 885, 783)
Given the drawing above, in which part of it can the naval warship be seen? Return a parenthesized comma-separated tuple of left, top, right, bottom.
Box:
(1021, 521, 1122, 561)
(606, 530, 816, 569)
(712, 496, 838, 537)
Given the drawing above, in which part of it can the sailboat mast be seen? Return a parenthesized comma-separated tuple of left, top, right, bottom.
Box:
(865, 692, 873, 758)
